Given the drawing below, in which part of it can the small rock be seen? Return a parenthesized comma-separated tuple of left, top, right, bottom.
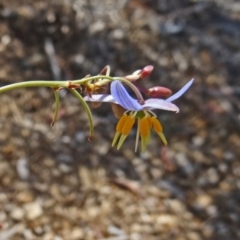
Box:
(57, 153, 73, 163)
(94, 140, 110, 155)
(69, 228, 84, 240)
(58, 163, 72, 173)
(75, 131, 85, 143)
(206, 205, 218, 217)
(23, 229, 34, 240)
(16, 157, 30, 180)
(61, 135, 71, 144)
(164, 199, 186, 213)
(108, 225, 126, 236)
(111, 29, 125, 40)
(10, 207, 25, 220)
(175, 153, 195, 175)
(53, 236, 63, 240)
(195, 194, 212, 209)
(16, 191, 34, 203)
(192, 136, 205, 147)
(187, 231, 201, 240)
(89, 21, 105, 34)
(206, 168, 219, 184)
(24, 202, 43, 220)
(156, 214, 178, 226)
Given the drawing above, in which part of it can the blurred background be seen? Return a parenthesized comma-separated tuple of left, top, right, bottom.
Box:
(0, 0, 240, 239)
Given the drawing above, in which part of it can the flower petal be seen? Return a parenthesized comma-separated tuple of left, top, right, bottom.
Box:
(143, 99, 179, 112)
(166, 78, 194, 102)
(84, 94, 116, 103)
(111, 81, 143, 111)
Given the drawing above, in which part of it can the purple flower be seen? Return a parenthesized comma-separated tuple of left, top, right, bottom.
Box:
(84, 79, 194, 152)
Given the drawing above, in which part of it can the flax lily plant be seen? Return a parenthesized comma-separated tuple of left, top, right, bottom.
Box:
(84, 79, 194, 152)
(0, 65, 193, 153)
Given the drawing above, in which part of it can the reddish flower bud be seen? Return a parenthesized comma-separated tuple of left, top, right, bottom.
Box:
(125, 66, 154, 81)
(140, 65, 154, 78)
(147, 86, 172, 98)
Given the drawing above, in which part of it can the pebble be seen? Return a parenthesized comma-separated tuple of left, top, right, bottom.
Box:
(58, 163, 72, 173)
(69, 228, 84, 240)
(108, 225, 126, 236)
(16, 191, 34, 203)
(164, 199, 186, 213)
(195, 194, 212, 209)
(0, 211, 7, 222)
(23, 229, 34, 240)
(192, 136, 205, 146)
(175, 153, 195, 175)
(16, 157, 30, 180)
(111, 29, 125, 40)
(206, 168, 220, 184)
(10, 207, 25, 220)
(187, 232, 201, 240)
(94, 140, 110, 155)
(89, 21, 106, 34)
(74, 131, 85, 143)
(24, 202, 43, 220)
(156, 214, 178, 226)
(57, 153, 73, 163)
(206, 205, 218, 217)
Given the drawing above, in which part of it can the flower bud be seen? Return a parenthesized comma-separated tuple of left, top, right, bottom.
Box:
(125, 65, 154, 81)
(140, 65, 154, 78)
(147, 86, 172, 98)
(125, 70, 141, 81)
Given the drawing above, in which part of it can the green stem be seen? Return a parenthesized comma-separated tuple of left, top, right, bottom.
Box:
(0, 81, 69, 94)
(69, 89, 94, 140)
(0, 75, 143, 103)
(51, 90, 60, 126)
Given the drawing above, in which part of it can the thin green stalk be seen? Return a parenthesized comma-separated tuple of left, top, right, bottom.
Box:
(0, 81, 69, 94)
(69, 89, 94, 140)
(51, 90, 60, 126)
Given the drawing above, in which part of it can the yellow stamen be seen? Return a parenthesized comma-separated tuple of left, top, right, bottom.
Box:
(141, 134, 147, 153)
(116, 114, 128, 132)
(157, 132, 168, 145)
(151, 117, 163, 132)
(151, 117, 167, 145)
(121, 115, 135, 135)
(140, 117, 150, 138)
(147, 116, 152, 129)
(146, 130, 151, 145)
(117, 135, 128, 150)
(112, 132, 121, 147)
(115, 115, 136, 150)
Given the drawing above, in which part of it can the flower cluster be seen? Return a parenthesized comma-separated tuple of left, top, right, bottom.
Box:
(0, 65, 193, 153)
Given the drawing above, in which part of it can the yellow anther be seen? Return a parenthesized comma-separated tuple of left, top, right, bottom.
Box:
(116, 114, 128, 132)
(117, 135, 128, 150)
(157, 132, 167, 145)
(151, 117, 163, 133)
(112, 132, 121, 147)
(141, 134, 146, 153)
(140, 117, 150, 138)
(121, 116, 135, 135)
(147, 116, 152, 129)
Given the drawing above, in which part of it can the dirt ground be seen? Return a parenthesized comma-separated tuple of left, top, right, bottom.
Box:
(1, 0, 240, 239)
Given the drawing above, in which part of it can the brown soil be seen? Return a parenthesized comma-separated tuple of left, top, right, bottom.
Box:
(1, 0, 240, 239)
